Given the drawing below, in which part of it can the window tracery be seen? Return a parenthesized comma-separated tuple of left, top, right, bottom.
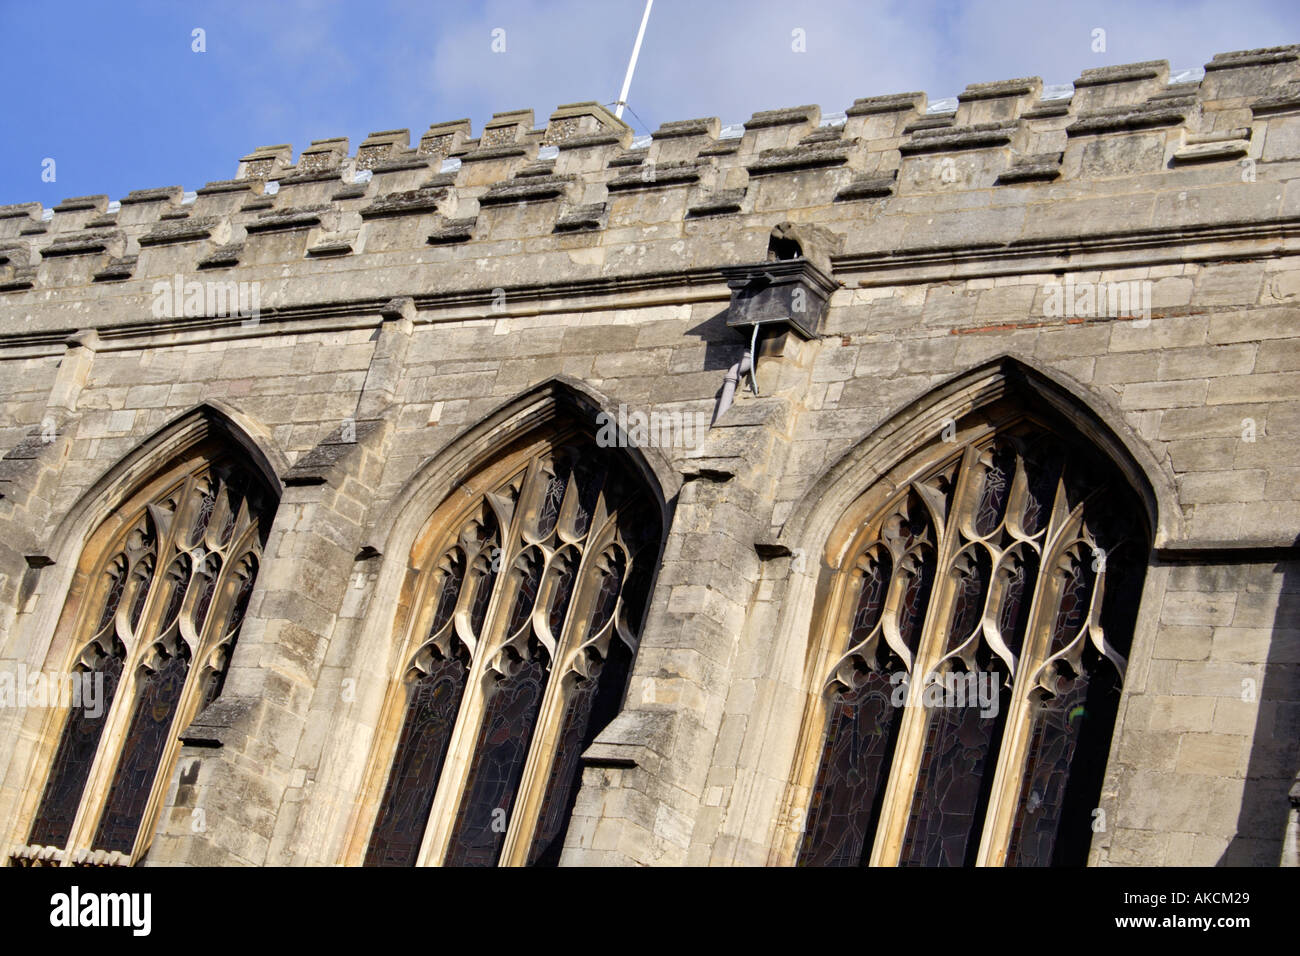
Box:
(798, 414, 1147, 867)
(363, 435, 660, 867)
(14, 449, 276, 866)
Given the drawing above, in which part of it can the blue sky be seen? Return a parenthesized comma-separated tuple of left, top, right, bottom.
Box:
(2, 0, 1298, 206)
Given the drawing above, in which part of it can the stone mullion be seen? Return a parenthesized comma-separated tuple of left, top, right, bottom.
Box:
(869, 445, 982, 866)
(417, 457, 542, 866)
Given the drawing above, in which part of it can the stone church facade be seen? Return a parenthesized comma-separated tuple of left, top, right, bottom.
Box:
(0, 45, 1298, 867)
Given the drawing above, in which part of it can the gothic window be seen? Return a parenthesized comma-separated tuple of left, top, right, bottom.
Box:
(797, 411, 1147, 867)
(13, 445, 276, 866)
(363, 435, 660, 867)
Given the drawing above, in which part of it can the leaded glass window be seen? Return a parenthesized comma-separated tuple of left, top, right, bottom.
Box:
(798, 414, 1147, 867)
(14, 448, 277, 867)
(364, 435, 660, 867)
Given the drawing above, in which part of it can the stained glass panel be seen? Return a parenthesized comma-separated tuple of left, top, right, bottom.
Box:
(93, 560, 127, 635)
(799, 670, 903, 866)
(802, 416, 1148, 868)
(945, 548, 991, 653)
(526, 637, 634, 866)
(192, 563, 220, 634)
(468, 557, 498, 638)
(92, 645, 191, 853)
(1006, 674, 1091, 866)
(444, 656, 547, 867)
(898, 549, 936, 657)
(1051, 554, 1095, 657)
(1020, 441, 1062, 537)
(27, 646, 125, 848)
(997, 551, 1038, 660)
(428, 552, 465, 638)
(365, 657, 469, 867)
(505, 552, 543, 636)
(569, 462, 605, 540)
(547, 554, 579, 638)
(587, 554, 625, 640)
(128, 560, 155, 631)
(189, 485, 216, 545)
(535, 464, 571, 540)
(851, 550, 890, 641)
(974, 444, 1015, 536)
(201, 569, 257, 709)
(899, 680, 1010, 867)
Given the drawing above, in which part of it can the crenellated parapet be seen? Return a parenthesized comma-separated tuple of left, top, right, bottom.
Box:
(2, 46, 1299, 318)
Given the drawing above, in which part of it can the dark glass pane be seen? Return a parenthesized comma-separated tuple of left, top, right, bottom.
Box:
(27, 649, 125, 848)
(851, 550, 891, 642)
(128, 561, 155, 630)
(895, 495, 931, 550)
(468, 558, 499, 638)
(535, 464, 572, 540)
(587, 554, 625, 639)
(1009, 542, 1145, 866)
(201, 571, 257, 708)
(190, 486, 216, 544)
(974, 443, 1015, 535)
(428, 552, 465, 638)
(92, 645, 191, 853)
(505, 552, 543, 636)
(898, 549, 936, 658)
(570, 462, 606, 540)
(219, 471, 252, 544)
(945, 548, 991, 652)
(1021, 440, 1063, 536)
(997, 551, 1039, 660)
(192, 569, 220, 635)
(365, 657, 469, 867)
(798, 670, 903, 866)
(547, 555, 579, 637)
(899, 680, 1011, 867)
(157, 556, 191, 633)
(93, 562, 127, 635)
(526, 637, 633, 866)
(225, 570, 255, 636)
(444, 656, 547, 867)
(1006, 671, 1096, 866)
(1050, 554, 1095, 656)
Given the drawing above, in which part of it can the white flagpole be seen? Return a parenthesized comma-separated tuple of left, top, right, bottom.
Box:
(614, 0, 654, 120)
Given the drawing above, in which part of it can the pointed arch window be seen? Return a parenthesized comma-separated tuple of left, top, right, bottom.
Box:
(13, 445, 277, 866)
(796, 408, 1148, 867)
(361, 433, 660, 867)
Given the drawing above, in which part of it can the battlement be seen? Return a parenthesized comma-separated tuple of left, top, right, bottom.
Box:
(2, 46, 1299, 317)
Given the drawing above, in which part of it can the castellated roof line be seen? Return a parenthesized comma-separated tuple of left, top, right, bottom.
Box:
(1, 44, 1299, 302)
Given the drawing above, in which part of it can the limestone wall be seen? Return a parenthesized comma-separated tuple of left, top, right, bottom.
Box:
(1, 45, 1298, 867)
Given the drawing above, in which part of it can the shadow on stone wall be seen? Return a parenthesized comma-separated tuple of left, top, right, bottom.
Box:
(1220, 537, 1300, 865)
